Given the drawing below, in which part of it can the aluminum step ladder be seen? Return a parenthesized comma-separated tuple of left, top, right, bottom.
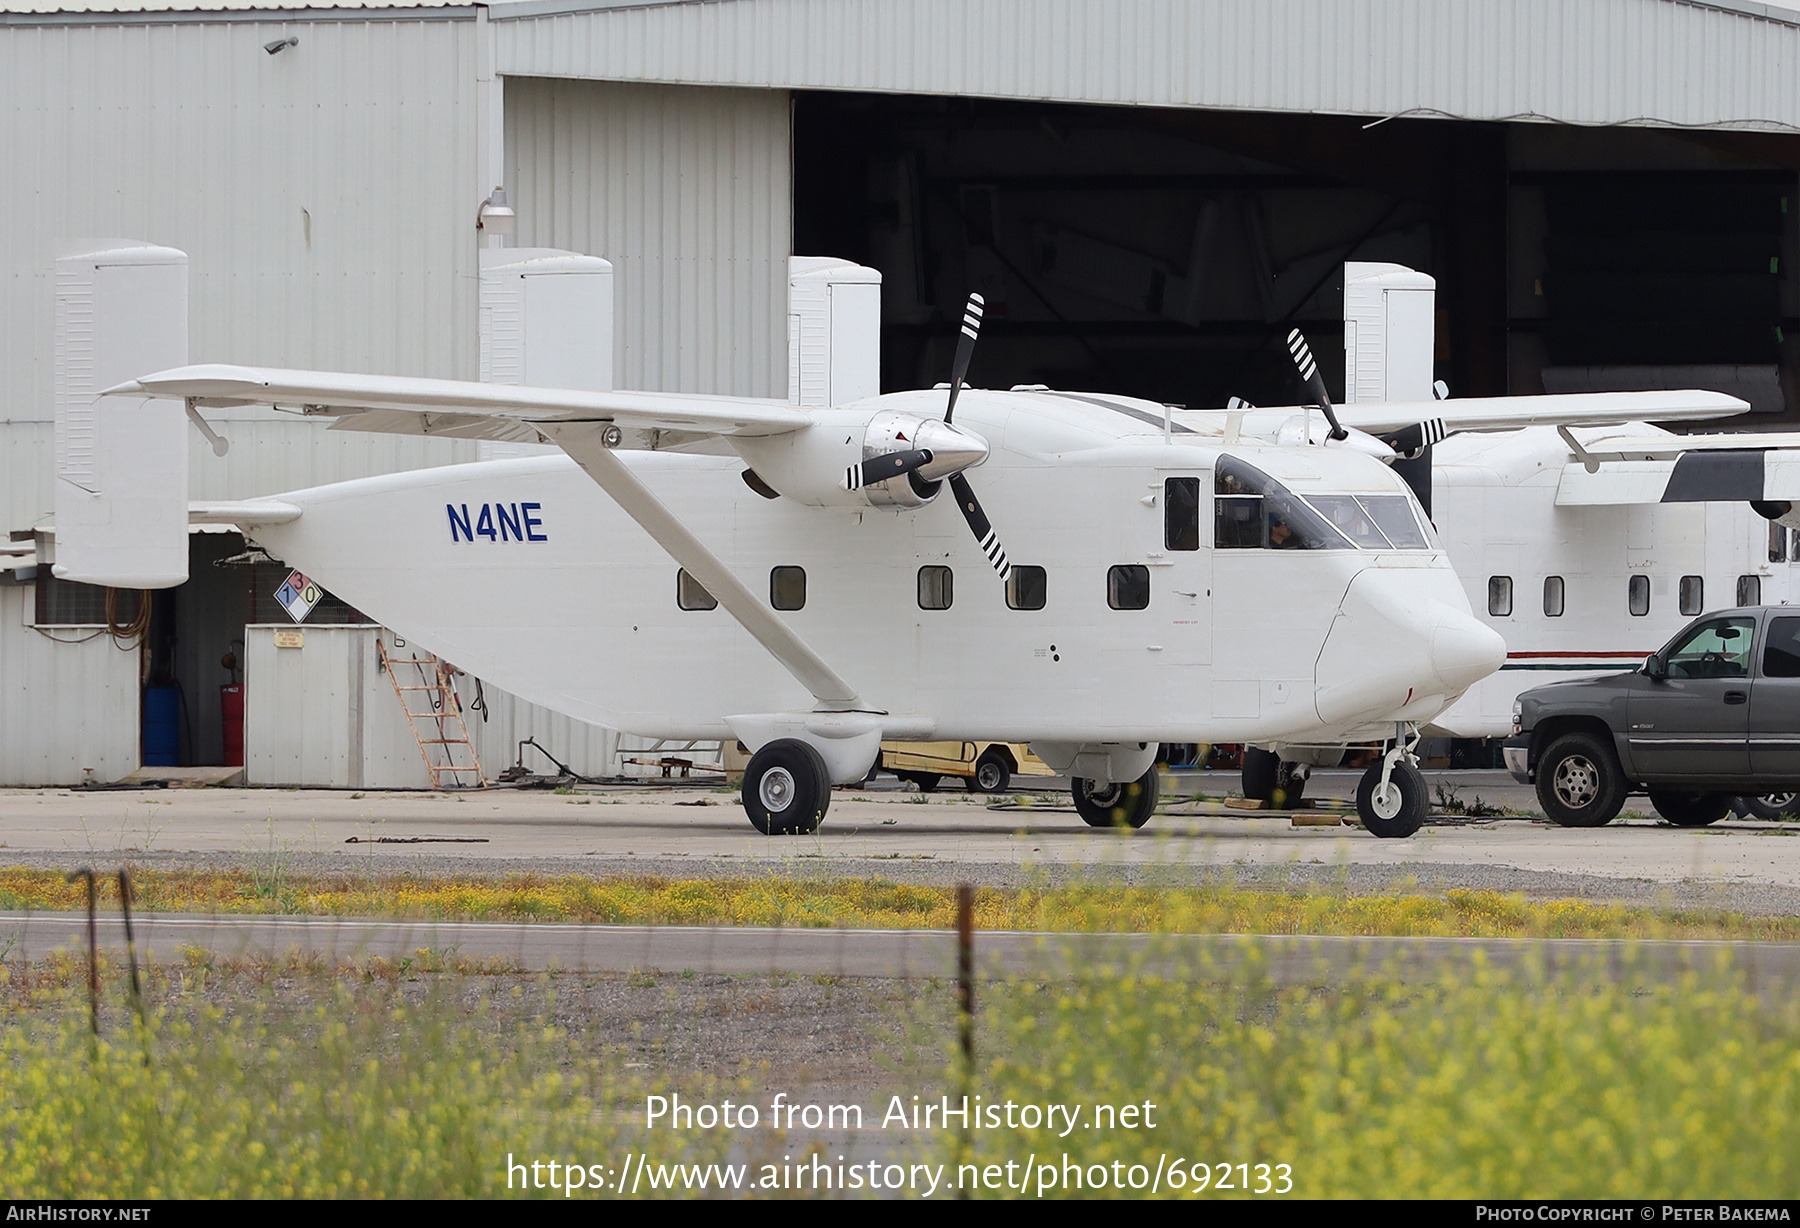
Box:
(377, 636, 487, 789)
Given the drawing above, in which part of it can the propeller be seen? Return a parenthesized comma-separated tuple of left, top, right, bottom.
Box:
(1284, 328, 1349, 441)
(944, 294, 984, 425)
(844, 448, 934, 492)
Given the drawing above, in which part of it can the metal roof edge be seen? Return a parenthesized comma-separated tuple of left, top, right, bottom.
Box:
(0, 5, 477, 26)
(1668, 0, 1800, 30)
(485, 0, 718, 20)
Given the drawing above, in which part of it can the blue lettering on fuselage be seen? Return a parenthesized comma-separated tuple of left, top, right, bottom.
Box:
(449, 502, 547, 543)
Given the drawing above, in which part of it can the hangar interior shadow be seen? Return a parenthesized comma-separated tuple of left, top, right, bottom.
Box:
(794, 93, 1800, 426)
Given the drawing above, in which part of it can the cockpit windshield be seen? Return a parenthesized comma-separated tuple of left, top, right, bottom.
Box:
(1214, 457, 1432, 552)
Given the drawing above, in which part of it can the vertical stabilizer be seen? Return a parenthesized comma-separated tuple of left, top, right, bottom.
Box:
(1344, 261, 1436, 404)
(788, 256, 881, 408)
(53, 241, 189, 588)
(478, 248, 614, 461)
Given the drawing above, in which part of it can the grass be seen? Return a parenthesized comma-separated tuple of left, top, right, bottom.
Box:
(2, 868, 1798, 941)
(944, 951, 1800, 1198)
(0, 979, 729, 1198)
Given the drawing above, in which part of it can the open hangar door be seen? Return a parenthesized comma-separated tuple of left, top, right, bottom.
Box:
(794, 94, 1800, 423)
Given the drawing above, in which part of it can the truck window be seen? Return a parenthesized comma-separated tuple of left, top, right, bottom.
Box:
(1766, 617, 1800, 678)
(1665, 617, 1755, 679)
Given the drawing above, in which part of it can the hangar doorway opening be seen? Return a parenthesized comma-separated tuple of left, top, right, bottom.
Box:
(794, 93, 1800, 422)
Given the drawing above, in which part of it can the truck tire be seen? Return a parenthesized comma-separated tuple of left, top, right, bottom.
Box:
(965, 750, 1011, 794)
(1535, 732, 1627, 828)
(1648, 790, 1731, 827)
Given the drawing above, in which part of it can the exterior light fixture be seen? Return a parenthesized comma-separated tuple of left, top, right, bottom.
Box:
(477, 186, 516, 238)
(264, 36, 298, 54)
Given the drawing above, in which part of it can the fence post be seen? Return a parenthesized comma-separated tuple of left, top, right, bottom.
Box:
(66, 868, 98, 1035)
(118, 869, 144, 1026)
(956, 882, 974, 1198)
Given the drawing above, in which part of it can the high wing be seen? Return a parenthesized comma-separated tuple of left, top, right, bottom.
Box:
(1555, 424, 1800, 507)
(105, 364, 811, 450)
(104, 363, 869, 713)
(1332, 390, 1749, 441)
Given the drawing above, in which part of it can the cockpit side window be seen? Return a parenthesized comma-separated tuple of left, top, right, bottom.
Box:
(1213, 457, 1352, 551)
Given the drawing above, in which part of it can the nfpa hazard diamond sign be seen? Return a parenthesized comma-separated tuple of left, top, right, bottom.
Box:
(274, 570, 321, 624)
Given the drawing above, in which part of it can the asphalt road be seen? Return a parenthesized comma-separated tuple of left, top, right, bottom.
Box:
(10, 911, 1800, 995)
(4, 769, 1800, 913)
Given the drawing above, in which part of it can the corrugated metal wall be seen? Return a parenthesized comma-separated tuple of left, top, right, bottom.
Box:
(505, 78, 791, 398)
(0, 584, 141, 786)
(0, 15, 484, 432)
(493, 0, 1800, 132)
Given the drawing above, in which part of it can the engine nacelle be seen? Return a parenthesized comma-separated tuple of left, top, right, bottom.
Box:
(729, 406, 989, 510)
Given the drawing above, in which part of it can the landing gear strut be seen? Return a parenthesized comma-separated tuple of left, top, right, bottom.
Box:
(1356, 724, 1427, 839)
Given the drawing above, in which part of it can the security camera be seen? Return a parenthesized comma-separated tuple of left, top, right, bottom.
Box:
(264, 36, 298, 54)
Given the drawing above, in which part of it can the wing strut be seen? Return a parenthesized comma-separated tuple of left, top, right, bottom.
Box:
(538, 421, 867, 713)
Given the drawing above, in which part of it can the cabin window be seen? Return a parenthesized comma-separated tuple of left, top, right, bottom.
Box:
(1108, 565, 1151, 610)
(1628, 574, 1650, 616)
(1773, 524, 1789, 564)
(1487, 576, 1513, 618)
(1006, 565, 1047, 611)
(1212, 457, 1352, 551)
(1765, 616, 1800, 678)
(770, 566, 806, 611)
(1679, 575, 1704, 617)
(676, 569, 717, 611)
(1738, 574, 1762, 606)
(1164, 477, 1201, 551)
(1543, 576, 1564, 618)
(917, 566, 954, 611)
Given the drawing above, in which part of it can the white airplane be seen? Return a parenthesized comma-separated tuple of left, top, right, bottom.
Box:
(86, 287, 1764, 841)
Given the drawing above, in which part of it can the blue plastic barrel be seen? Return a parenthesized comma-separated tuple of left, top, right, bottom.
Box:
(142, 685, 179, 767)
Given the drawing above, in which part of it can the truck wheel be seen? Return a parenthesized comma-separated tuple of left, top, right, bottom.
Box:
(1734, 792, 1799, 821)
(1648, 790, 1731, 827)
(1072, 769, 1160, 829)
(1535, 733, 1627, 828)
(966, 750, 1011, 794)
(741, 739, 830, 835)
(1356, 760, 1427, 838)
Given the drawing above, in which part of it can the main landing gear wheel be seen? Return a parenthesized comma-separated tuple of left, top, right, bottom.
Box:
(1242, 748, 1308, 808)
(741, 739, 831, 835)
(1534, 732, 1627, 828)
(1648, 790, 1732, 827)
(1072, 768, 1161, 829)
(1356, 760, 1427, 839)
(965, 750, 1012, 794)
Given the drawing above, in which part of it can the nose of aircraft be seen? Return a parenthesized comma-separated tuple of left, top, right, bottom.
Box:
(1431, 610, 1507, 695)
(1314, 567, 1506, 728)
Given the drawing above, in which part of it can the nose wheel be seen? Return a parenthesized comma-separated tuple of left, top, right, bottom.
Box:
(1355, 725, 1427, 838)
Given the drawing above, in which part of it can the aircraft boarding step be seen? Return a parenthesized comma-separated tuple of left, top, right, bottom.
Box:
(377, 636, 487, 789)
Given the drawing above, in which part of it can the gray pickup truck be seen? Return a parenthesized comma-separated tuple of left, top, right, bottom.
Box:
(1505, 606, 1800, 827)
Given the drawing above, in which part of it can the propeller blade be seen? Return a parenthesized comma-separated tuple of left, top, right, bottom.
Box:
(948, 471, 1010, 580)
(943, 294, 985, 425)
(1381, 416, 1449, 460)
(1284, 328, 1349, 441)
(844, 448, 934, 491)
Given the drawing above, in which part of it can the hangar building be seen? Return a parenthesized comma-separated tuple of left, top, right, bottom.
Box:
(4, 0, 1800, 784)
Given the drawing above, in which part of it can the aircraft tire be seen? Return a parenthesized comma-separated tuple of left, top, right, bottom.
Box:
(966, 751, 1011, 794)
(1356, 760, 1427, 838)
(1733, 792, 1799, 821)
(1648, 790, 1732, 827)
(1534, 733, 1626, 828)
(742, 739, 831, 835)
(1072, 768, 1160, 829)
(1241, 747, 1279, 802)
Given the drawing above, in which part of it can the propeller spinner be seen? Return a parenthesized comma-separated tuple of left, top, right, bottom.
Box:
(846, 293, 1011, 580)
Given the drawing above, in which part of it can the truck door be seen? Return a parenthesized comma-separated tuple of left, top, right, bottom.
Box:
(1750, 614, 1800, 779)
(1628, 615, 1754, 778)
